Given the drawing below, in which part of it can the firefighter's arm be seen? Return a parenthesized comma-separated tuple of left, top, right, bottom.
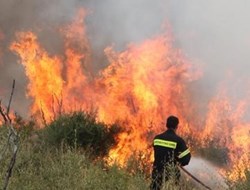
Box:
(176, 138, 191, 166)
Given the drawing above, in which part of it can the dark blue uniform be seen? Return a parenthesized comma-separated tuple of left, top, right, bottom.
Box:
(151, 129, 191, 190)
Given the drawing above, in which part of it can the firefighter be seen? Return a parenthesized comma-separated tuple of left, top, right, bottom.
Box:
(150, 115, 191, 190)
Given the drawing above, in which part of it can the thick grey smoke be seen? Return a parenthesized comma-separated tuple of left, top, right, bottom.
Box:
(0, 0, 250, 117)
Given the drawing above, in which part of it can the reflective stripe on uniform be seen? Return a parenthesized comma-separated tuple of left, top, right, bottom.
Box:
(153, 139, 177, 149)
(178, 149, 190, 159)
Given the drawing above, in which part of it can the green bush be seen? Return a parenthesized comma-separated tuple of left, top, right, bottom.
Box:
(40, 111, 121, 157)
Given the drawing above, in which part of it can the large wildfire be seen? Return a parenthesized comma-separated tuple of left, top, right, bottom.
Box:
(1, 7, 250, 182)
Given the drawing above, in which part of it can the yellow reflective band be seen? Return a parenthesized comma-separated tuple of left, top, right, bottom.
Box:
(178, 149, 190, 159)
(154, 139, 177, 149)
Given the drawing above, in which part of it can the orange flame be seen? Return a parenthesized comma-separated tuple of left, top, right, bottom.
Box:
(7, 8, 250, 180)
(10, 32, 64, 122)
(96, 36, 201, 164)
(202, 79, 250, 180)
(10, 9, 91, 122)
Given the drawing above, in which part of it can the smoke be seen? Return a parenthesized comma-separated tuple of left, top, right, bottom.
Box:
(164, 0, 250, 124)
(0, 0, 250, 118)
(166, 1, 250, 79)
(184, 157, 228, 189)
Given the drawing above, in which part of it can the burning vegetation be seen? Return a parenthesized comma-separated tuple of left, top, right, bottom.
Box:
(1, 5, 250, 186)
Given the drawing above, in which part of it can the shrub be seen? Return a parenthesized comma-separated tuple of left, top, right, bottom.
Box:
(40, 111, 121, 157)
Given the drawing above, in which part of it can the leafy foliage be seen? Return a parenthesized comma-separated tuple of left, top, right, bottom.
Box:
(40, 111, 121, 157)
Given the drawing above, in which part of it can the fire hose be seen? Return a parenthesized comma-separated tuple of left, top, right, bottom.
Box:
(179, 166, 212, 190)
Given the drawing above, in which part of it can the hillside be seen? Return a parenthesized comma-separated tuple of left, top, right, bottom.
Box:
(0, 112, 249, 190)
